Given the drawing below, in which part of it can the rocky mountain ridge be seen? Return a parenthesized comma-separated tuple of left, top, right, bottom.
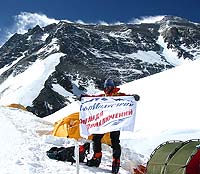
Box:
(0, 15, 199, 117)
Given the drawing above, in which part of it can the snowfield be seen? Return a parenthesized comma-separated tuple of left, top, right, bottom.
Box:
(0, 107, 142, 174)
(1, 58, 200, 173)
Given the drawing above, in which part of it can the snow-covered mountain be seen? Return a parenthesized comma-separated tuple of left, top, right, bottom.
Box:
(0, 15, 200, 117)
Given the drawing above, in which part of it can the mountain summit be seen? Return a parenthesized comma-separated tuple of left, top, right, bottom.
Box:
(0, 15, 199, 117)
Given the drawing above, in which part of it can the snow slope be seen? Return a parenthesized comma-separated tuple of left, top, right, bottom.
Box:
(1, 58, 200, 173)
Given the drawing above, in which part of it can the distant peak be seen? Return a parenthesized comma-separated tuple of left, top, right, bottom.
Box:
(159, 15, 190, 23)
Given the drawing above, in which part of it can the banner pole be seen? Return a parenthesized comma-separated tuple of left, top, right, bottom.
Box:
(74, 139, 79, 174)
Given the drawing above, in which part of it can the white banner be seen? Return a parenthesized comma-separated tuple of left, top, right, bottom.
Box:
(79, 96, 137, 137)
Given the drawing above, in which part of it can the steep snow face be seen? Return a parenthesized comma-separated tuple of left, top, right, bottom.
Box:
(0, 16, 199, 117)
(120, 58, 200, 129)
(0, 53, 65, 106)
(156, 35, 186, 66)
(119, 58, 200, 155)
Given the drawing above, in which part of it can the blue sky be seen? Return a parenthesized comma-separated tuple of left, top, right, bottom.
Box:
(1, 0, 199, 25)
(0, 0, 199, 45)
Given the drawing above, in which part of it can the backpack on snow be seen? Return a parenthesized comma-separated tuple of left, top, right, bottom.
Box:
(46, 142, 90, 164)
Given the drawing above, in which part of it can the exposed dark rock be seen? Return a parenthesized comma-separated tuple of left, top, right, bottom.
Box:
(0, 15, 199, 117)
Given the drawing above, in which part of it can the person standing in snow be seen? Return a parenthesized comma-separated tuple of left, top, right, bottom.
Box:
(81, 78, 140, 174)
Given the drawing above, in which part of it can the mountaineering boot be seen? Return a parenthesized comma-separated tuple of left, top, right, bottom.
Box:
(112, 158, 120, 174)
(86, 152, 102, 167)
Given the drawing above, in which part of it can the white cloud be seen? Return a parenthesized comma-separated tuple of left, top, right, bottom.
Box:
(75, 20, 87, 25)
(99, 21, 109, 26)
(14, 12, 59, 34)
(2, 12, 60, 44)
(130, 15, 165, 24)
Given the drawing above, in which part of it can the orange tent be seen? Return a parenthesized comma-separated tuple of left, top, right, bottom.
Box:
(52, 112, 111, 145)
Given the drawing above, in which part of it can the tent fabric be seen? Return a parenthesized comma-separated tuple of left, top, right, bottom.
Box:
(52, 112, 111, 145)
(186, 149, 200, 174)
(146, 139, 200, 174)
(147, 140, 183, 174)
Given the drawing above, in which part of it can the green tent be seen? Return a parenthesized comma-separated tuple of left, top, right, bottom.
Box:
(146, 139, 200, 174)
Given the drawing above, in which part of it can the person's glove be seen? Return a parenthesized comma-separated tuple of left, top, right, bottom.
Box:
(133, 94, 140, 101)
